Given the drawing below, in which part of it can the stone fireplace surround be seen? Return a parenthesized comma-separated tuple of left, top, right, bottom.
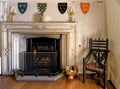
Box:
(1, 22, 76, 80)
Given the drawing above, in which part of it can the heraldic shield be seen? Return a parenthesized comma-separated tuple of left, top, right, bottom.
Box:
(80, 2, 90, 14)
(37, 3, 47, 15)
(18, 2, 27, 14)
(58, 3, 67, 14)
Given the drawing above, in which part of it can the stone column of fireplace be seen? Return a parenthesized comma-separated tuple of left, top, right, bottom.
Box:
(1, 22, 76, 75)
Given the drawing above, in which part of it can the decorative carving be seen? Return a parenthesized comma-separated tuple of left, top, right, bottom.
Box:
(32, 25, 38, 30)
(42, 24, 46, 29)
(4, 48, 9, 56)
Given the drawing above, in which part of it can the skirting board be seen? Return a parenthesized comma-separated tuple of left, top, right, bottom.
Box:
(15, 73, 64, 82)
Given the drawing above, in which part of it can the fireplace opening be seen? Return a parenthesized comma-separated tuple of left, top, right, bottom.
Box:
(17, 37, 61, 76)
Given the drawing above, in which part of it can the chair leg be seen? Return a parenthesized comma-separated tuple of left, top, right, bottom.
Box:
(97, 72, 100, 85)
(104, 69, 107, 89)
(103, 63, 108, 89)
(83, 70, 86, 83)
(83, 65, 86, 83)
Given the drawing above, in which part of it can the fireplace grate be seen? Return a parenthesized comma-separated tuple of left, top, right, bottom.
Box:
(19, 51, 60, 76)
(24, 51, 57, 69)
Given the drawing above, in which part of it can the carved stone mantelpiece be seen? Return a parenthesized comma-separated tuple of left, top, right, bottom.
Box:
(1, 22, 77, 75)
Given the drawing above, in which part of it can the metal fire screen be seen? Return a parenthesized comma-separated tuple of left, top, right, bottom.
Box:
(23, 51, 59, 75)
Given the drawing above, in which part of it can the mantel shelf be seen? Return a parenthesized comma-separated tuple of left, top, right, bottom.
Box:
(1, 21, 77, 33)
(2, 21, 77, 25)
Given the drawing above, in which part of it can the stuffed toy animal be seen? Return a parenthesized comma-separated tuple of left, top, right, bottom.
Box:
(65, 65, 78, 79)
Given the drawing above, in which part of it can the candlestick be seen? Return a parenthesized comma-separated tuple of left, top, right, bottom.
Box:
(8, 6, 16, 22)
(68, 7, 75, 22)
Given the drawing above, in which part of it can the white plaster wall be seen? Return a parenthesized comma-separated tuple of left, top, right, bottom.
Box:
(0, 0, 107, 73)
(106, 0, 120, 88)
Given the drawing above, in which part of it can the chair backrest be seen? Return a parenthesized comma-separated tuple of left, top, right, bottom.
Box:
(89, 38, 108, 51)
(89, 38, 109, 63)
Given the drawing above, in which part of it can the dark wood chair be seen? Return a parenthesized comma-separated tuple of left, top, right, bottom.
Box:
(83, 38, 110, 89)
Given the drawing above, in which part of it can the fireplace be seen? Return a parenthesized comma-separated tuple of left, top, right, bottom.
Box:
(21, 37, 61, 76)
(1, 22, 76, 79)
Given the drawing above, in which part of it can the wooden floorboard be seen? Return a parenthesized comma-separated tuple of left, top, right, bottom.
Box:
(0, 75, 115, 89)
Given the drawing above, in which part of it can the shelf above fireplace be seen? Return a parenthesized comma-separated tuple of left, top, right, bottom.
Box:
(1, 22, 76, 34)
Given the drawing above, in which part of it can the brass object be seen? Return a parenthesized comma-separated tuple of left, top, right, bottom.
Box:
(65, 65, 78, 79)
(68, 7, 75, 22)
(8, 7, 16, 22)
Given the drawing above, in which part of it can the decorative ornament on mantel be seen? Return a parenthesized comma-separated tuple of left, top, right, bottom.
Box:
(37, 3, 47, 22)
(67, 7, 75, 22)
(8, 6, 16, 22)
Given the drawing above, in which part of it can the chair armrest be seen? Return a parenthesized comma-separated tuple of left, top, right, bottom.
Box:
(83, 51, 91, 63)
